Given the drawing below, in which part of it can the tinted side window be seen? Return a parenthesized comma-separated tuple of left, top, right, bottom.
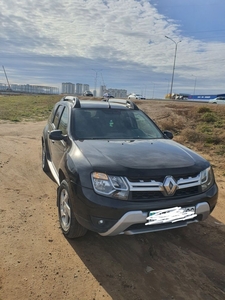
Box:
(53, 105, 64, 128)
(58, 107, 68, 135)
(48, 107, 56, 123)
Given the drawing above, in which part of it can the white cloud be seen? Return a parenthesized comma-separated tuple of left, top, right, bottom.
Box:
(1, 0, 225, 97)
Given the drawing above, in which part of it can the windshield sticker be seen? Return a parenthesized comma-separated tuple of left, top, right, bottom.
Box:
(109, 120, 114, 127)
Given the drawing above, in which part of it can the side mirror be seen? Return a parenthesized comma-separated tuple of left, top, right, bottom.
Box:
(163, 130, 173, 139)
(49, 130, 67, 141)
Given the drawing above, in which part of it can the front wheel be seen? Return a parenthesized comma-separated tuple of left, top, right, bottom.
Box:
(57, 180, 87, 238)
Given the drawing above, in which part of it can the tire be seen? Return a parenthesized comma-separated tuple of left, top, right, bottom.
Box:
(57, 180, 87, 239)
(42, 142, 50, 173)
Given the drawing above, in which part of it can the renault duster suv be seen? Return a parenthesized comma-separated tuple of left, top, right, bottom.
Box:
(42, 96, 218, 238)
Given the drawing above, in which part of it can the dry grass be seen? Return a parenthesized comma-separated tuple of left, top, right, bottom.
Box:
(150, 103, 225, 171)
(0, 94, 62, 121)
(155, 103, 225, 141)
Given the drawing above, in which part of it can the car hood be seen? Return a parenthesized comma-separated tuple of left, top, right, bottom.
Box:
(75, 139, 209, 177)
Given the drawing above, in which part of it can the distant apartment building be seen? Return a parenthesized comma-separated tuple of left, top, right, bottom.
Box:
(62, 82, 75, 94)
(82, 84, 90, 93)
(104, 88, 127, 98)
(76, 83, 83, 95)
(0, 83, 59, 94)
(60, 82, 127, 97)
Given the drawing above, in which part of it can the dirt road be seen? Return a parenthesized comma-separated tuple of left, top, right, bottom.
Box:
(0, 102, 225, 300)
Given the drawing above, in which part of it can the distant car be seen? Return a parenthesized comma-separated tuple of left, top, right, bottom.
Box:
(128, 93, 145, 100)
(208, 97, 225, 104)
(175, 94, 189, 100)
(83, 91, 93, 97)
(103, 93, 114, 99)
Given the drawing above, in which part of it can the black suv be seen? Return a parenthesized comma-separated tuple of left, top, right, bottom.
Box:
(42, 96, 218, 238)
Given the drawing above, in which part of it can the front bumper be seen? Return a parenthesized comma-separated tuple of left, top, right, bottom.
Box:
(72, 182, 218, 236)
(99, 202, 210, 236)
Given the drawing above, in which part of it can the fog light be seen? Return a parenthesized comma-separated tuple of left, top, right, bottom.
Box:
(98, 220, 104, 225)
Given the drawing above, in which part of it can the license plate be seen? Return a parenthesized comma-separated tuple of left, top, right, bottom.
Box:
(145, 206, 197, 226)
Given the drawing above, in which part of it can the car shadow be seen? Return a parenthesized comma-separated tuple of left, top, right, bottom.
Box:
(66, 215, 225, 300)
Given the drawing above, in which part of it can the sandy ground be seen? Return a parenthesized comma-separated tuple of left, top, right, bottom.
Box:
(0, 101, 225, 300)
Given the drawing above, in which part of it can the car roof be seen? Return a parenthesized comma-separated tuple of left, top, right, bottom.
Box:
(60, 96, 139, 110)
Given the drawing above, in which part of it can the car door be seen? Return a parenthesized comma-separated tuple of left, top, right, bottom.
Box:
(48, 104, 64, 159)
(216, 97, 225, 104)
(216, 97, 222, 104)
(49, 105, 69, 173)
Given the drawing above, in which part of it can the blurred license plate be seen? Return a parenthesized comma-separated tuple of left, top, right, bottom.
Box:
(145, 206, 197, 226)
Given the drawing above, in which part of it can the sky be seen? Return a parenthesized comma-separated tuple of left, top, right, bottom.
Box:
(1, 0, 225, 98)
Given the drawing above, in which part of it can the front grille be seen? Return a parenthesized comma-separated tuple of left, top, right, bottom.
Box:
(175, 186, 199, 197)
(128, 176, 165, 183)
(126, 173, 201, 201)
(132, 191, 162, 200)
(132, 185, 199, 200)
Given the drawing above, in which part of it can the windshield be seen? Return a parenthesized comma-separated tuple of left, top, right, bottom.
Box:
(71, 109, 164, 140)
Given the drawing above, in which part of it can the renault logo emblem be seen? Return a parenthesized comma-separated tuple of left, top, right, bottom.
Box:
(163, 176, 178, 196)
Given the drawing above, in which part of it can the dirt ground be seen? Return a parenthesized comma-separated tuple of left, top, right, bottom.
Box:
(0, 101, 225, 300)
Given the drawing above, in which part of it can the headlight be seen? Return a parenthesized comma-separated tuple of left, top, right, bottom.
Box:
(200, 166, 214, 192)
(91, 172, 129, 200)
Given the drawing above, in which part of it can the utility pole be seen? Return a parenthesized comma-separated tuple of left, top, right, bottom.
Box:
(100, 72, 107, 94)
(192, 75, 197, 95)
(165, 36, 181, 99)
(91, 69, 102, 97)
(152, 83, 155, 99)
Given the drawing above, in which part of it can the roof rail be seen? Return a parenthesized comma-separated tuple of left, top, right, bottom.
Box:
(106, 98, 139, 110)
(61, 96, 81, 108)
